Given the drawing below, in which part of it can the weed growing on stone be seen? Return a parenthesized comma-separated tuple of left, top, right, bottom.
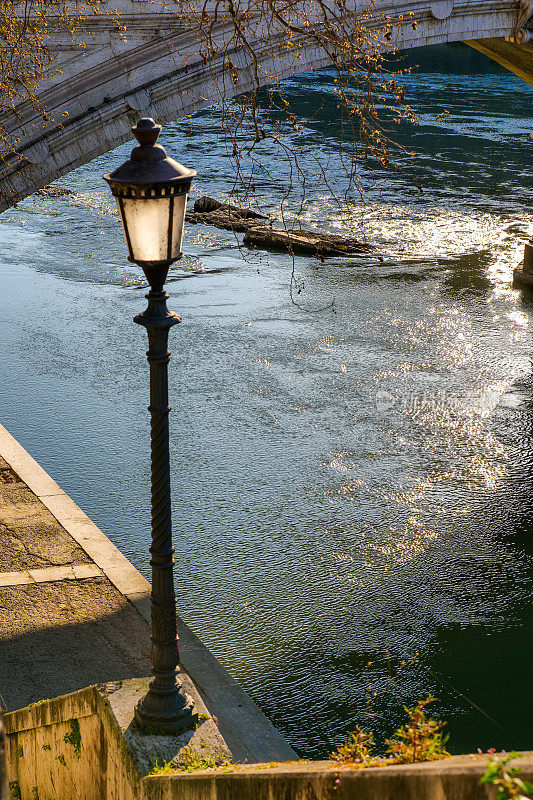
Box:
(148, 748, 234, 776)
(26, 699, 49, 709)
(385, 697, 449, 764)
(180, 748, 230, 773)
(480, 752, 533, 799)
(149, 760, 176, 775)
(332, 729, 375, 764)
(331, 697, 449, 766)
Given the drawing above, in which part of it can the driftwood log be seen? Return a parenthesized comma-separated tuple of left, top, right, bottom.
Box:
(34, 185, 74, 198)
(185, 196, 269, 232)
(186, 196, 372, 258)
(192, 195, 268, 219)
(243, 226, 372, 257)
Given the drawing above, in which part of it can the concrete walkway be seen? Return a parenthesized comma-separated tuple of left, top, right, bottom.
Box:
(0, 423, 297, 764)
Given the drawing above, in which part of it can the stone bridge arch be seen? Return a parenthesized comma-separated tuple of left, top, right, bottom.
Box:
(0, 0, 531, 211)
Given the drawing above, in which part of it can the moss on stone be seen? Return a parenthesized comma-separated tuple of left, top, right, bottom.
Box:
(8, 780, 21, 800)
(63, 719, 81, 758)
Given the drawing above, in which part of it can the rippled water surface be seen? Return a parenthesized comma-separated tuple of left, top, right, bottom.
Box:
(0, 43, 532, 756)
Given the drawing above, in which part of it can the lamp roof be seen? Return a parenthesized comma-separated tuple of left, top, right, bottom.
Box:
(103, 118, 196, 188)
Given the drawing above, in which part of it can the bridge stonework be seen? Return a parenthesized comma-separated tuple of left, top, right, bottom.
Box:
(0, 0, 531, 210)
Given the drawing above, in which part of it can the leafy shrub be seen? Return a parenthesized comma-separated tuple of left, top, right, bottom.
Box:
(384, 696, 450, 764)
(331, 728, 375, 763)
(480, 752, 533, 800)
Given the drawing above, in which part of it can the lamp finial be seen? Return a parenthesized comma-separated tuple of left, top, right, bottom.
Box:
(132, 118, 162, 147)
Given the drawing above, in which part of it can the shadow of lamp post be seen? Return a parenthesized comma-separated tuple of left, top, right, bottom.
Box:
(104, 117, 198, 734)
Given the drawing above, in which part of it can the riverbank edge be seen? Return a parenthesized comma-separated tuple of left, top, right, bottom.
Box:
(0, 422, 297, 763)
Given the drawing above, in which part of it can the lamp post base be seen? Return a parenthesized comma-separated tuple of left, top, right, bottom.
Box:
(134, 679, 198, 735)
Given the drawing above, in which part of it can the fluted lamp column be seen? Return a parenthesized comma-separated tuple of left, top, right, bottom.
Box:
(104, 118, 198, 734)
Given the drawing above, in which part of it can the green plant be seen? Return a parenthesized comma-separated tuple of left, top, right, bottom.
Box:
(480, 752, 533, 799)
(181, 751, 218, 773)
(8, 781, 21, 800)
(331, 728, 375, 763)
(63, 718, 81, 757)
(42, 744, 51, 751)
(31, 787, 40, 800)
(385, 697, 450, 764)
(16, 745, 23, 758)
(149, 760, 176, 776)
(181, 747, 232, 773)
(149, 749, 235, 776)
(26, 699, 49, 709)
(56, 754, 66, 766)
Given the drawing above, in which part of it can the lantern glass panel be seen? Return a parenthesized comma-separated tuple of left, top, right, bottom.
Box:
(170, 194, 187, 260)
(118, 195, 171, 263)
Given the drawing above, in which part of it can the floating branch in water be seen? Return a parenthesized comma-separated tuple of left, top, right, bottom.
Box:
(186, 196, 372, 258)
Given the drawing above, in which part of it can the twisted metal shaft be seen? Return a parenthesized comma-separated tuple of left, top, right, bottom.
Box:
(133, 286, 197, 734)
(147, 325, 178, 683)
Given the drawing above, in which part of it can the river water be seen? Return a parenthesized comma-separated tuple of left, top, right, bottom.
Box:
(0, 43, 531, 757)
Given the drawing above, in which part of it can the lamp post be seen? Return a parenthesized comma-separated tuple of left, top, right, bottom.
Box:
(104, 117, 198, 734)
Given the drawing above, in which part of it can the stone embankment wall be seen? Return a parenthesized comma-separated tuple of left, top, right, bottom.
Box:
(5, 685, 140, 800)
(5, 685, 533, 800)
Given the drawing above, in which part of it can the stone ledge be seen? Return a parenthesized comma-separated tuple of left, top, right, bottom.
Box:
(141, 752, 533, 800)
(4, 687, 98, 735)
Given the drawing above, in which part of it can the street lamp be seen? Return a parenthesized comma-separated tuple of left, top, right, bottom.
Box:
(104, 117, 198, 734)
